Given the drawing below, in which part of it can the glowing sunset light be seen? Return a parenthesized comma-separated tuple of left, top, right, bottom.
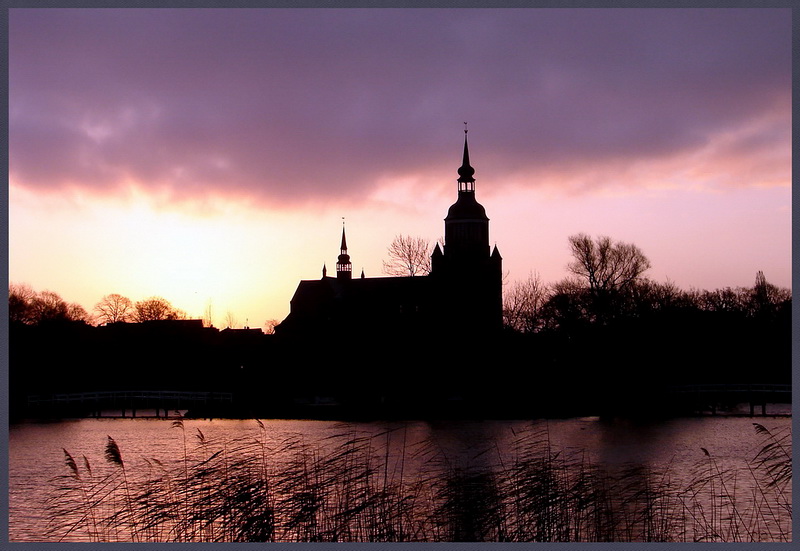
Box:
(9, 8, 791, 329)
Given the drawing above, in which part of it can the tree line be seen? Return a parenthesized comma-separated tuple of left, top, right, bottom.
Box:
(381, 232, 791, 333)
(8, 286, 188, 326)
(502, 233, 791, 335)
(7, 286, 265, 330)
(378, 232, 791, 408)
(12, 233, 791, 334)
(8, 233, 792, 419)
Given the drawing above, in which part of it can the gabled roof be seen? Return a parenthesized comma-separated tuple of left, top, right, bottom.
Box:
(279, 275, 436, 335)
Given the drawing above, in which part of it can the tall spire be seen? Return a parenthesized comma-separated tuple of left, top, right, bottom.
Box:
(457, 122, 475, 192)
(443, 124, 489, 262)
(336, 219, 352, 280)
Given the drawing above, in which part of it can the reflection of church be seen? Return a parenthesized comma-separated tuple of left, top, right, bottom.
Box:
(277, 131, 502, 339)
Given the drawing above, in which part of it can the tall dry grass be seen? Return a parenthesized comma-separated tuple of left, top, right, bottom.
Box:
(47, 420, 791, 542)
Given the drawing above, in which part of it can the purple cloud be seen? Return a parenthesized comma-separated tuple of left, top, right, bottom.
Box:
(9, 8, 790, 206)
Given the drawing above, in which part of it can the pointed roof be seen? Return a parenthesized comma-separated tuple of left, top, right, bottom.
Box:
(448, 127, 487, 220)
(338, 224, 350, 263)
(457, 127, 475, 185)
(336, 221, 352, 279)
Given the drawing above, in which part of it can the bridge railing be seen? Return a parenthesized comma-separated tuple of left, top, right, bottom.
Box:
(666, 384, 791, 395)
(27, 390, 233, 406)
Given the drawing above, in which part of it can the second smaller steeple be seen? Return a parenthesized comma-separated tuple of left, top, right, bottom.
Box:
(336, 221, 352, 280)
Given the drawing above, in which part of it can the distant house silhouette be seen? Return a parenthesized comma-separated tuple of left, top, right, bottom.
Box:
(277, 130, 502, 339)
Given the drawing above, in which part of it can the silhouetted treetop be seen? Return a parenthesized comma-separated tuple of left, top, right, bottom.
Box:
(752, 270, 791, 316)
(686, 271, 791, 319)
(382, 235, 432, 277)
(567, 234, 651, 293)
(94, 293, 134, 324)
(132, 296, 185, 322)
(9, 283, 37, 324)
(9, 284, 91, 325)
(502, 271, 548, 334)
(501, 231, 790, 336)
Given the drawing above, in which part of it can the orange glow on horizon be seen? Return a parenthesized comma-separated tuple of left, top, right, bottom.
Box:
(10, 167, 791, 332)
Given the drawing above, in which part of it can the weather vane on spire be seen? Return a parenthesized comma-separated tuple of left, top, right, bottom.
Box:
(464, 121, 468, 134)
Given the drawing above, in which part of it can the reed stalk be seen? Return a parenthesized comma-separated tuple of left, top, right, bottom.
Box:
(48, 420, 791, 543)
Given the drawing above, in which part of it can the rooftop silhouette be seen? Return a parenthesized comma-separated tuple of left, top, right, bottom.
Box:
(277, 131, 502, 338)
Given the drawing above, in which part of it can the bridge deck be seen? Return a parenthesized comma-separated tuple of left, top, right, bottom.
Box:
(26, 390, 233, 418)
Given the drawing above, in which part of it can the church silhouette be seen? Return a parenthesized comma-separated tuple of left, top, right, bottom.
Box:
(277, 130, 502, 340)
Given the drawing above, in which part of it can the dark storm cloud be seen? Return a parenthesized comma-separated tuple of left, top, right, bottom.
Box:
(9, 8, 791, 206)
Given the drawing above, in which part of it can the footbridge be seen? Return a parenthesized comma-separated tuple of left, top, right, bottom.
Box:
(26, 390, 234, 418)
(666, 383, 791, 416)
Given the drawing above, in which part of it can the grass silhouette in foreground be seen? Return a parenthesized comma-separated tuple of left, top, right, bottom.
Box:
(47, 421, 791, 542)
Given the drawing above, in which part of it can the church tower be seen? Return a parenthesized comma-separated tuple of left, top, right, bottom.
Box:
(444, 128, 490, 260)
(278, 129, 503, 341)
(430, 127, 503, 334)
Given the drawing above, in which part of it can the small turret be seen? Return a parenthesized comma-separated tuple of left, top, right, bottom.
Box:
(336, 223, 352, 280)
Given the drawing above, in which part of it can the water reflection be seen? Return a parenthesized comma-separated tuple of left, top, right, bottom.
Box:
(594, 417, 679, 466)
(9, 415, 791, 542)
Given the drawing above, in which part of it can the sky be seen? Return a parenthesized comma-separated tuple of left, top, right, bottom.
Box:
(8, 8, 792, 329)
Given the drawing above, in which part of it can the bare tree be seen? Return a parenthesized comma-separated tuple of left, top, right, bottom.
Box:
(223, 311, 238, 329)
(503, 272, 549, 333)
(540, 276, 594, 330)
(567, 233, 651, 293)
(10, 285, 92, 324)
(382, 235, 432, 277)
(751, 270, 791, 315)
(202, 301, 215, 328)
(67, 303, 93, 324)
(9, 283, 37, 324)
(30, 290, 70, 323)
(682, 272, 790, 319)
(132, 296, 179, 322)
(94, 293, 134, 324)
(690, 286, 750, 314)
(625, 278, 688, 314)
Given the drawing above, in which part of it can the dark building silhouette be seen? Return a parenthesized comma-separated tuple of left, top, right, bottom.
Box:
(277, 131, 502, 339)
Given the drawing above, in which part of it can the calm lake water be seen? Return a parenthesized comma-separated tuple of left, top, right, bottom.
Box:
(8, 412, 792, 542)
